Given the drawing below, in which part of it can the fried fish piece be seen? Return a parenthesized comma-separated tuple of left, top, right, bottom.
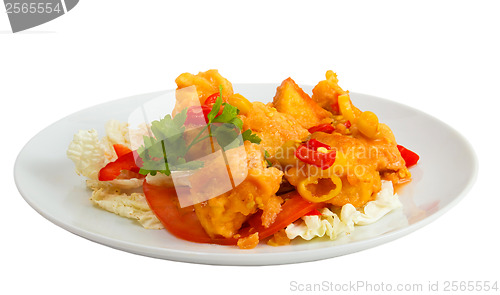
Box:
(243, 102, 309, 155)
(191, 142, 284, 239)
(273, 77, 333, 129)
(175, 69, 234, 105)
(311, 70, 348, 113)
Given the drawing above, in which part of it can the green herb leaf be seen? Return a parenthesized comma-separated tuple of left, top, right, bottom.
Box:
(263, 150, 272, 166)
(207, 95, 223, 123)
(137, 85, 262, 176)
(229, 117, 243, 130)
(170, 160, 204, 171)
(137, 111, 191, 176)
(212, 124, 242, 150)
(212, 102, 239, 124)
(241, 129, 262, 144)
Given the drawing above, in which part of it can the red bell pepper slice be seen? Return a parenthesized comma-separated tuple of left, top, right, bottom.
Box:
(185, 105, 212, 126)
(397, 145, 420, 167)
(295, 139, 336, 170)
(98, 145, 140, 181)
(344, 120, 351, 128)
(185, 92, 226, 126)
(305, 138, 331, 151)
(308, 123, 335, 134)
(113, 144, 132, 158)
(204, 92, 221, 105)
(204, 92, 225, 117)
(303, 209, 322, 216)
(331, 102, 340, 114)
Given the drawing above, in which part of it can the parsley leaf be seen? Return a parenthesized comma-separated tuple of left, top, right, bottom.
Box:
(137, 85, 262, 176)
(241, 129, 261, 144)
(137, 110, 189, 176)
(207, 87, 224, 123)
(212, 124, 241, 150)
(212, 102, 239, 124)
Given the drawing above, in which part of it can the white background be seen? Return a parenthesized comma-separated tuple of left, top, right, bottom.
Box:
(1, 1, 499, 294)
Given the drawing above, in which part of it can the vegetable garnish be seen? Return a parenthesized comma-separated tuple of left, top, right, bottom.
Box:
(295, 139, 336, 170)
(143, 180, 238, 245)
(305, 139, 331, 151)
(241, 129, 261, 144)
(143, 183, 323, 245)
(185, 105, 212, 126)
(241, 191, 325, 240)
(397, 145, 419, 167)
(98, 144, 141, 181)
(137, 87, 261, 176)
(330, 102, 340, 114)
(113, 144, 133, 158)
(303, 209, 322, 216)
(204, 92, 224, 105)
(308, 123, 335, 134)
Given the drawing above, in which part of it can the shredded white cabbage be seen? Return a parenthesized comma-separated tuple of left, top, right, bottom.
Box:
(90, 188, 164, 229)
(67, 120, 141, 180)
(67, 122, 161, 229)
(67, 129, 107, 180)
(101, 120, 130, 153)
(129, 123, 151, 150)
(285, 181, 402, 241)
(86, 178, 144, 191)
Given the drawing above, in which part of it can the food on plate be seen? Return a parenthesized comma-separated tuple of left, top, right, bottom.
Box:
(67, 70, 419, 249)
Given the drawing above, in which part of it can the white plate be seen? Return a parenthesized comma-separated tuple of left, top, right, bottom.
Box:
(14, 84, 477, 265)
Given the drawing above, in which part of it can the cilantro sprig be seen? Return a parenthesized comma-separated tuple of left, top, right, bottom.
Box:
(136, 108, 204, 176)
(137, 88, 261, 176)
